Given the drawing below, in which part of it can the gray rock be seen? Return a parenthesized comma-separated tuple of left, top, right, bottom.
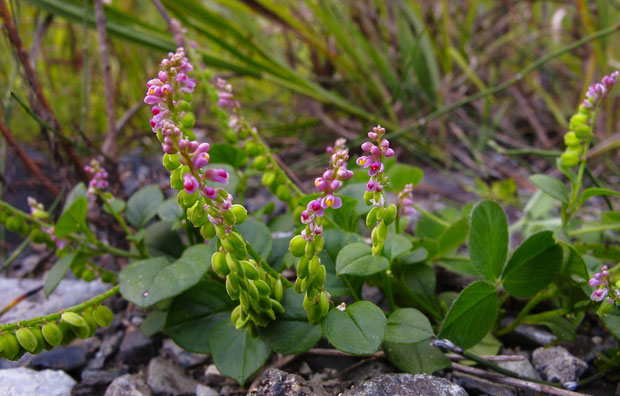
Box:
(0, 278, 110, 325)
(195, 384, 218, 396)
(341, 360, 394, 383)
(147, 357, 198, 395)
(119, 329, 156, 365)
(204, 364, 226, 387)
(452, 372, 515, 396)
(0, 367, 76, 396)
(532, 346, 587, 383)
(161, 339, 208, 367)
(81, 369, 122, 386)
(87, 330, 124, 370)
(341, 373, 467, 396)
(30, 346, 88, 372)
(497, 358, 541, 381)
(249, 368, 329, 396)
(105, 373, 152, 396)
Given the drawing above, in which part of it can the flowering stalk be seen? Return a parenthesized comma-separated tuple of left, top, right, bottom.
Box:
(560, 71, 619, 225)
(288, 138, 353, 324)
(357, 125, 397, 255)
(145, 48, 284, 334)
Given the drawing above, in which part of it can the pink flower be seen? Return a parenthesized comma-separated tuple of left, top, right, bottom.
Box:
(183, 173, 199, 194)
(204, 168, 229, 184)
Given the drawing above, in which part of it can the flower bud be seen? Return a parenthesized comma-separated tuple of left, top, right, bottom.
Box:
(289, 235, 307, 257)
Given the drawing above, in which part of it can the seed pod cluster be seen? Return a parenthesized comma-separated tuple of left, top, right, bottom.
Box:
(560, 106, 592, 168)
(0, 305, 113, 360)
(0, 205, 51, 246)
(365, 202, 397, 255)
(289, 234, 331, 325)
(211, 239, 284, 334)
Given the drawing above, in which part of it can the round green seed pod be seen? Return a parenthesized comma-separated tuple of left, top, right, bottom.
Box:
(58, 321, 77, 346)
(15, 327, 38, 353)
(289, 235, 306, 258)
(93, 305, 114, 328)
(42, 322, 63, 347)
(241, 261, 259, 281)
(181, 112, 196, 128)
(163, 154, 181, 171)
(81, 269, 95, 282)
(81, 309, 98, 337)
(254, 279, 271, 295)
(230, 205, 247, 225)
(573, 124, 591, 139)
(366, 207, 378, 229)
(563, 132, 581, 147)
(318, 291, 330, 317)
(308, 256, 320, 279)
(226, 276, 240, 299)
(270, 298, 284, 313)
(560, 151, 579, 168)
(377, 221, 388, 240)
(6, 216, 21, 233)
(253, 156, 268, 171)
(211, 252, 229, 277)
(276, 185, 292, 202)
(223, 130, 238, 144)
(29, 326, 46, 354)
(363, 191, 374, 206)
(273, 278, 283, 301)
(71, 322, 91, 339)
(101, 271, 116, 283)
(0, 334, 22, 360)
(304, 240, 315, 259)
(294, 277, 303, 294)
(200, 223, 216, 240)
(307, 302, 322, 325)
(312, 265, 327, 289)
(297, 257, 309, 279)
(261, 171, 276, 188)
(569, 113, 588, 130)
(384, 204, 397, 225)
(30, 229, 48, 244)
(61, 312, 88, 329)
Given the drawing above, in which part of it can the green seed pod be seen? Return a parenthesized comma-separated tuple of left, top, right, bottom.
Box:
(312, 265, 327, 289)
(304, 240, 315, 259)
(307, 302, 322, 325)
(235, 313, 251, 330)
(58, 321, 77, 346)
(180, 112, 196, 128)
(226, 232, 248, 260)
(6, 216, 21, 233)
(177, 100, 192, 111)
(372, 243, 383, 256)
(0, 334, 21, 360)
(211, 252, 229, 277)
(163, 154, 181, 171)
(258, 295, 272, 311)
(294, 277, 303, 294)
(71, 321, 92, 339)
(273, 278, 283, 301)
(189, 202, 208, 227)
(231, 305, 242, 325)
(42, 322, 63, 347)
(230, 205, 247, 225)
(364, 191, 374, 206)
(253, 155, 268, 171)
(569, 113, 588, 130)
(308, 256, 320, 279)
(563, 132, 581, 147)
(303, 292, 315, 311)
(226, 252, 241, 275)
(239, 291, 251, 311)
(255, 279, 271, 295)
(314, 235, 324, 254)
(276, 185, 292, 202)
(61, 312, 88, 329)
(573, 124, 592, 139)
(28, 327, 46, 355)
(30, 228, 48, 244)
(300, 277, 310, 293)
(249, 311, 270, 327)
(261, 171, 276, 187)
(560, 151, 579, 168)
(371, 227, 380, 246)
(289, 235, 306, 257)
(263, 307, 276, 321)
(384, 204, 397, 225)
(81, 269, 95, 282)
(248, 280, 260, 300)
(318, 291, 330, 317)
(200, 223, 216, 240)
(377, 221, 388, 240)
(223, 130, 239, 144)
(293, 206, 304, 224)
(101, 271, 116, 283)
(223, 209, 236, 225)
(93, 305, 114, 327)
(170, 167, 184, 190)
(297, 257, 309, 279)
(226, 276, 240, 299)
(82, 309, 98, 336)
(270, 298, 284, 313)
(366, 207, 378, 229)
(183, 191, 199, 208)
(16, 327, 38, 353)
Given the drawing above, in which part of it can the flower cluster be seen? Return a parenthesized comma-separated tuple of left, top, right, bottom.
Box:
(84, 159, 109, 195)
(357, 125, 397, 255)
(43, 226, 67, 250)
(561, 71, 619, 168)
(589, 265, 618, 304)
(397, 184, 416, 216)
(289, 139, 353, 324)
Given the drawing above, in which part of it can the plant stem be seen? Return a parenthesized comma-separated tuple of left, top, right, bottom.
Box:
(382, 271, 396, 312)
(495, 289, 552, 336)
(568, 223, 620, 236)
(244, 238, 293, 287)
(412, 204, 450, 228)
(342, 275, 361, 301)
(0, 286, 119, 332)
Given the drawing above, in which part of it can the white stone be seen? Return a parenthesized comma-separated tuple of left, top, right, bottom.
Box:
(0, 367, 76, 396)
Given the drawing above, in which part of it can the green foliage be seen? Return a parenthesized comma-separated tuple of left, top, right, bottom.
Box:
(126, 185, 164, 229)
(336, 243, 389, 276)
(468, 201, 508, 282)
(322, 301, 386, 355)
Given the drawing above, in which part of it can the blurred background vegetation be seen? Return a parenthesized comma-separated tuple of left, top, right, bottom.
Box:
(1, 0, 619, 190)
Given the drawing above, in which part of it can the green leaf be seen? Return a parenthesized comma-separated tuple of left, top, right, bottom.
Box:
(438, 281, 498, 349)
(322, 301, 386, 355)
(339, 183, 372, 216)
(207, 143, 247, 169)
(143, 221, 184, 259)
(62, 183, 87, 213)
(55, 197, 88, 237)
(237, 218, 272, 259)
(387, 164, 424, 191)
(529, 174, 569, 203)
(399, 247, 428, 265)
(383, 340, 450, 374)
(44, 252, 80, 297)
(157, 197, 183, 223)
(323, 229, 364, 263)
(103, 198, 126, 215)
(502, 231, 563, 298)
(469, 200, 508, 281)
(467, 333, 501, 357)
(336, 243, 389, 276)
(383, 234, 412, 261)
(438, 217, 469, 254)
(329, 195, 359, 232)
(384, 308, 433, 344)
(528, 317, 576, 342)
(601, 305, 620, 341)
(119, 244, 214, 308)
(164, 280, 235, 353)
(209, 320, 271, 386)
(560, 242, 589, 281)
(400, 264, 437, 312)
(259, 290, 322, 355)
(126, 185, 164, 229)
(578, 187, 620, 207)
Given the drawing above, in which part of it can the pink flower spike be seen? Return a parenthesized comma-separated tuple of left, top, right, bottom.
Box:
(384, 148, 395, 157)
(203, 186, 217, 199)
(380, 139, 390, 149)
(183, 173, 199, 194)
(368, 132, 378, 140)
(323, 170, 334, 180)
(370, 145, 381, 157)
(192, 152, 210, 169)
(197, 142, 211, 153)
(308, 199, 322, 213)
(315, 178, 328, 192)
(361, 142, 374, 152)
(329, 179, 342, 191)
(158, 70, 168, 83)
(321, 194, 336, 208)
(589, 278, 602, 287)
(204, 168, 229, 184)
(331, 196, 342, 209)
(357, 156, 370, 168)
(366, 180, 377, 192)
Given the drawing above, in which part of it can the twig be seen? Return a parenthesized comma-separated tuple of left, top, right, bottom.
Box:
(0, 117, 59, 195)
(29, 14, 54, 68)
(115, 101, 143, 133)
(445, 353, 525, 362)
(307, 348, 384, 358)
(0, 0, 86, 181)
(94, 0, 118, 162)
(0, 286, 42, 318)
(511, 87, 552, 148)
(451, 363, 588, 396)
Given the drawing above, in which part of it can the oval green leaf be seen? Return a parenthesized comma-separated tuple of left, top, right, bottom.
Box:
(126, 184, 164, 229)
(529, 174, 569, 203)
(336, 243, 389, 276)
(469, 200, 508, 281)
(383, 234, 413, 261)
(384, 308, 434, 344)
(322, 301, 386, 355)
(237, 218, 272, 259)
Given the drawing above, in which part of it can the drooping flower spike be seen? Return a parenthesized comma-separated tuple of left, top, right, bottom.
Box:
(582, 71, 619, 109)
(84, 159, 109, 195)
(397, 184, 417, 216)
(588, 265, 618, 304)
